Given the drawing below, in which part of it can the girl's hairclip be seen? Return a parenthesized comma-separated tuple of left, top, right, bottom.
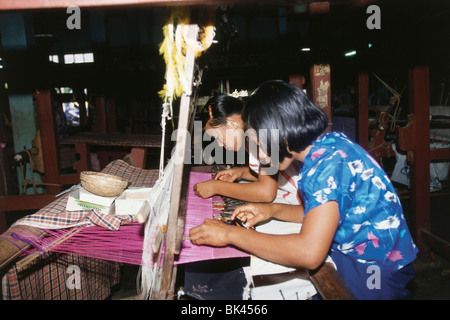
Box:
(208, 105, 213, 120)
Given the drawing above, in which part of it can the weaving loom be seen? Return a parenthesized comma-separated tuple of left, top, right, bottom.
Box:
(0, 5, 356, 300)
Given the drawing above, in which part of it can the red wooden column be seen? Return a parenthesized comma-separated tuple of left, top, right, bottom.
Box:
(35, 91, 63, 194)
(106, 98, 117, 133)
(408, 66, 431, 256)
(310, 64, 332, 132)
(289, 74, 305, 90)
(92, 96, 107, 133)
(357, 72, 369, 149)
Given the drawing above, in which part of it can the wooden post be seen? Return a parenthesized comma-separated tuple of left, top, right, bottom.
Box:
(357, 72, 369, 149)
(74, 143, 90, 173)
(408, 66, 431, 257)
(157, 24, 199, 300)
(310, 64, 332, 132)
(93, 95, 107, 133)
(107, 98, 116, 133)
(289, 74, 305, 90)
(35, 91, 62, 194)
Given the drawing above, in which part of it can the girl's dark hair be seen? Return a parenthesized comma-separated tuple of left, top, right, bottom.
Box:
(200, 94, 244, 127)
(244, 80, 328, 162)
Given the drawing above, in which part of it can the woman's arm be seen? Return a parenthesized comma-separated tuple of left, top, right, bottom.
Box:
(232, 202, 304, 226)
(190, 201, 340, 270)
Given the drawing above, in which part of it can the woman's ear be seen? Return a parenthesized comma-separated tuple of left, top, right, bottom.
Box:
(284, 137, 292, 154)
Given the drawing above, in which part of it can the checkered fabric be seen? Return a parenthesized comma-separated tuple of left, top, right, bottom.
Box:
(1, 160, 159, 300)
(14, 159, 159, 231)
(2, 253, 121, 300)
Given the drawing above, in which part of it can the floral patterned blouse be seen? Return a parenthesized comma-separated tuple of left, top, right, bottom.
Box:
(298, 132, 418, 271)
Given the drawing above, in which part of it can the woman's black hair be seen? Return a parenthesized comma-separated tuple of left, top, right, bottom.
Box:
(199, 94, 244, 127)
(244, 80, 328, 162)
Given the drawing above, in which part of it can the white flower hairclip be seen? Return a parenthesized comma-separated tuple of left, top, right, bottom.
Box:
(227, 89, 249, 98)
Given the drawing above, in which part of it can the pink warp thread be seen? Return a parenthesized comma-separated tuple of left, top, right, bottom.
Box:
(13, 171, 249, 266)
(174, 171, 249, 264)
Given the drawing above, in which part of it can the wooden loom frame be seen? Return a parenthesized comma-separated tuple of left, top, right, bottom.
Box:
(153, 24, 199, 300)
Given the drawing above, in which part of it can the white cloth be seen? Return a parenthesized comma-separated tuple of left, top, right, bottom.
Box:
(245, 151, 318, 299)
(248, 151, 302, 205)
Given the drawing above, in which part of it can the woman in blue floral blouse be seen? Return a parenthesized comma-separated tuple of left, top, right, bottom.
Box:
(190, 80, 417, 299)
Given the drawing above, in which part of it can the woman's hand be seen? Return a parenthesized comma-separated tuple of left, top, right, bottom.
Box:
(231, 203, 276, 229)
(214, 167, 245, 182)
(189, 219, 233, 247)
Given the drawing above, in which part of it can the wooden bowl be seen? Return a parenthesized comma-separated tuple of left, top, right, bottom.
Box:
(80, 171, 129, 197)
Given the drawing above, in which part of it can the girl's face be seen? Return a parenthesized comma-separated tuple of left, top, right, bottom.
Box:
(204, 114, 245, 151)
(246, 128, 294, 172)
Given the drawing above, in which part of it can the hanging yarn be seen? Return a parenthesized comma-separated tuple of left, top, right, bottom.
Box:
(157, 8, 215, 178)
(158, 8, 215, 103)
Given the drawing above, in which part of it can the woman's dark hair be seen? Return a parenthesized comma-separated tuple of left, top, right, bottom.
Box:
(244, 80, 328, 162)
(199, 94, 244, 127)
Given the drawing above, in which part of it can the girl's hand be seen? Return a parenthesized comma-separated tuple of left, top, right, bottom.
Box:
(189, 219, 233, 247)
(231, 203, 276, 229)
(214, 167, 244, 182)
(193, 180, 218, 198)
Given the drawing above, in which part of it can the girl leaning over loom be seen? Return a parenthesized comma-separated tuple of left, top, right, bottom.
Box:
(193, 94, 301, 206)
(190, 80, 418, 300)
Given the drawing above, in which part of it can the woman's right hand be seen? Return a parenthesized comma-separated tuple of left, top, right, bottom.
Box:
(214, 167, 245, 182)
(231, 203, 276, 229)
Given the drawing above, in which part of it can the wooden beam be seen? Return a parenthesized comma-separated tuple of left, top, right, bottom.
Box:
(308, 262, 355, 300)
(0, 194, 57, 232)
(357, 72, 369, 149)
(421, 229, 450, 262)
(0, 0, 243, 10)
(0, 194, 56, 212)
(0, 225, 46, 271)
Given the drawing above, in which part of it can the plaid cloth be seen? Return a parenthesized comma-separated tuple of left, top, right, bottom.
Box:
(2, 253, 121, 300)
(14, 159, 159, 231)
(1, 160, 159, 300)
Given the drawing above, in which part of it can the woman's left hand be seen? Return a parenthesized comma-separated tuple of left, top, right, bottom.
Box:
(189, 219, 232, 247)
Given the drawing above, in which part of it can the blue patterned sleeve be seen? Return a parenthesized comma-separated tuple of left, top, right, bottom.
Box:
(300, 155, 355, 220)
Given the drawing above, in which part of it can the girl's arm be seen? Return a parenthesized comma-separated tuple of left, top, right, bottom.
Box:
(194, 170, 278, 202)
(190, 201, 340, 270)
(214, 167, 258, 182)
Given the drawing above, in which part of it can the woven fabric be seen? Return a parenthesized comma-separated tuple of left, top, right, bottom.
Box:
(14, 160, 159, 231)
(2, 253, 120, 300)
(1, 160, 158, 300)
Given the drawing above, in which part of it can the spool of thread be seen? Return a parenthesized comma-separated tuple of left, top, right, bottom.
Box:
(14, 150, 31, 164)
